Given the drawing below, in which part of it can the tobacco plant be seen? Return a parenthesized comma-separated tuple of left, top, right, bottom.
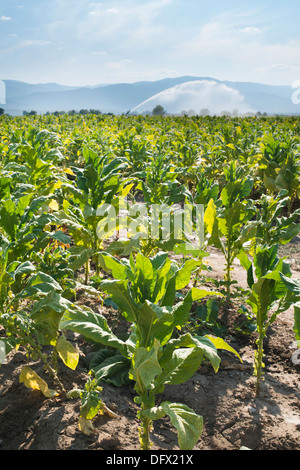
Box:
(204, 177, 256, 301)
(238, 243, 300, 395)
(56, 146, 130, 283)
(59, 251, 240, 449)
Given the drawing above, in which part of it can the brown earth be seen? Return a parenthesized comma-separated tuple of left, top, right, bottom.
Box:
(0, 241, 299, 452)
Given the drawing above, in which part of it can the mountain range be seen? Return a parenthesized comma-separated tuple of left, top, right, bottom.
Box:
(1, 75, 299, 116)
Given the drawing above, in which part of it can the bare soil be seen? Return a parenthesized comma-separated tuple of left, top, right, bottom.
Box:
(0, 241, 299, 452)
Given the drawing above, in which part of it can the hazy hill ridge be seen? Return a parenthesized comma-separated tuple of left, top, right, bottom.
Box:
(2, 76, 299, 116)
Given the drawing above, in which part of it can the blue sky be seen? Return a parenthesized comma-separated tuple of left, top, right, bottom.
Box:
(0, 0, 300, 86)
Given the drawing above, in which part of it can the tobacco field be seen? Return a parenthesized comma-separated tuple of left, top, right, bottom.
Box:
(0, 112, 299, 451)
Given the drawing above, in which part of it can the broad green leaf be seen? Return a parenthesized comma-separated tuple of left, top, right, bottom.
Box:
(142, 302, 174, 346)
(154, 347, 204, 393)
(80, 388, 104, 421)
(193, 336, 221, 372)
(150, 251, 169, 271)
(142, 401, 203, 450)
(134, 253, 156, 301)
(160, 402, 203, 450)
(68, 247, 94, 271)
(99, 252, 128, 280)
(294, 303, 300, 343)
(20, 272, 62, 298)
(31, 291, 72, 344)
(59, 302, 130, 356)
(237, 252, 254, 288)
(131, 340, 162, 391)
(280, 274, 300, 299)
(175, 259, 201, 290)
(50, 230, 72, 245)
(10, 261, 36, 278)
(135, 301, 168, 347)
(99, 279, 137, 323)
(248, 277, 274, 318)
(92, 352, 131, 387)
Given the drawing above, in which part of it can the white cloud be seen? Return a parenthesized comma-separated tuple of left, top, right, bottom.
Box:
(17, 39, 51, 49)
(240, 26, 261, 33)
(106, 8, 119, 14)
(106, 58, 132, 70)
(256, 63, 298, 73)
(0, 16, 11, 21)
(171, 9, 300, 85)
(92, 51, 107, 56)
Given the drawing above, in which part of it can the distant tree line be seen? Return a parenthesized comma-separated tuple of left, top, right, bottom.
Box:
(1, 106, 271, 118)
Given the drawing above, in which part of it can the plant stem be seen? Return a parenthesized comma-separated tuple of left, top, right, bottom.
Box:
(85, 259, 90, 285)
(139, 413, 152, 450)
(255, 327, 265, 396)
(225, 246, 232, 301)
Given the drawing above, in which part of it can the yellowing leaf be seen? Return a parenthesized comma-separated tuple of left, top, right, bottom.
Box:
(63, 168, 76, 176)
(53, 181, 63, 190)
(226, 143, 235, 150)
(206, 335, 242, 362)
(19, 366, 59, 398)
(56, 334, 79, 370)
(78, 416, 96, 436)
(121, 183, 134, 197)
(49, 199, 59, 211)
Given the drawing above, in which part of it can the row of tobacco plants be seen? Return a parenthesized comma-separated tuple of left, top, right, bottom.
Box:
(0, 113, 300, 450)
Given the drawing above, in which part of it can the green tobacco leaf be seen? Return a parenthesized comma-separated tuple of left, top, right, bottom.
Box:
(68, 247, 94, 271)
(162, 402, 203, 450)
(144, 402, 203, 450)
(154, 347, 204, 393)
(294, 303, 300, 343)
(0, 199, 18, 239)
(237, 252, 254, 288)
(193, 336, 221, 372)
(135, 301, 172, 348)
(280, 274, 300, 299)
(80, 387, 103, 421)
(20, 272, 62, 298)
(31, 291, 70, 344)
(59, 302, 130, 356)
(92, 351, 131, 387)
(99, 279, 137, 323)
(134, 253, 156, 301)
(50, 230, 72, 245)
(99, 252, 128, 280)
(175, 259, 202, 291)
(131, 340, 162, 391)
(247, 277, 274, 319)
